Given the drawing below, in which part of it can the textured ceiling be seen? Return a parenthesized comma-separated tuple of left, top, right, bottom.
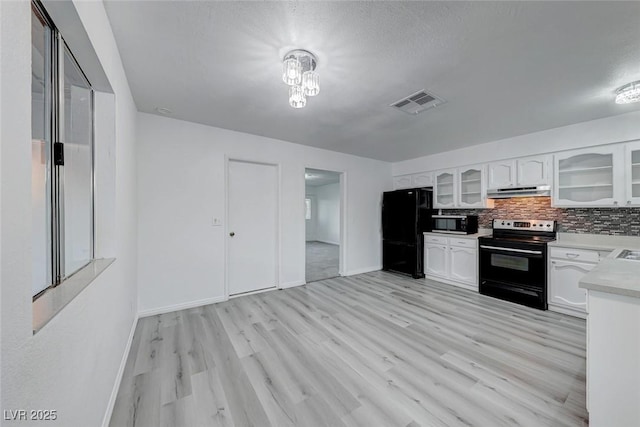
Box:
(103, 1, 640, 162)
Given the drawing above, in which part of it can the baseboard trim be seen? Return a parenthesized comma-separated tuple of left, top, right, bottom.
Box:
(548, 303, 587, 319)
(343, 265, 382, 276)
(281, 280, 306, 289)
(138, 296, 227, 318)
(425, 274, 478, 292)
(102, 312, 138, 427)
(313, 239, 340, 246)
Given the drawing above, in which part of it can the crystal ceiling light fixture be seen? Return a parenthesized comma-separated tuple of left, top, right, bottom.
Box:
(615, 80, 640, 104)
(282, 49, 319, 108)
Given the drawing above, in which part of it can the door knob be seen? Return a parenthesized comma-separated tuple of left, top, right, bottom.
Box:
(229, 232, 235, 237)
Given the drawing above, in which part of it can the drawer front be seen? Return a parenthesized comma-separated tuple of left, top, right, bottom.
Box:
(448, 238, 477, 249)
(549, 247, 599, 263)
(425, 235, 448, 244)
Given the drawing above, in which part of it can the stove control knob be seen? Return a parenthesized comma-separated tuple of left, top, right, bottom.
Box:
(547, 224, 551, 227)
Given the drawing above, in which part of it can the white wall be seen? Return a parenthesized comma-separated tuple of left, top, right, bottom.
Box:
(137, 112, 392, 314)
(315, 182, 340, 245)
(0, 2, 138, 426)
(393, 110, 640, 175)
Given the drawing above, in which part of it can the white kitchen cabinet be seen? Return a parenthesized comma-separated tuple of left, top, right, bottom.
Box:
(449, 246, 477, 285)
(625, 139, 640, 206)
(457, 165, 486, 208)
(412, 171, 434, 188)
(488, 155, 551, 189)
(425, 234, 479, 291)
(549, 259, 591, 318)
(553, 145, 625, 207)
(425, 242, 448, 278)
(393, 174, 413, 190)
(434, 169, 457, 208)
(548, 246, 610, 318)
(393, 172, 434, 190)
(517, 155, 551, 186)
(487, 160, 516, 189)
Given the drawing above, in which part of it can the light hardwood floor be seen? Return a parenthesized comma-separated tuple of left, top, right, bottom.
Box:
(305, 241, 339, 283)
(110, 271, 588, 427)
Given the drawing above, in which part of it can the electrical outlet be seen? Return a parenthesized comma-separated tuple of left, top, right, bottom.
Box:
(212, 217, 222, 226)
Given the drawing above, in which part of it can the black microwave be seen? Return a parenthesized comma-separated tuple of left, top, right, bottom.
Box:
(431, 215, 478, 235)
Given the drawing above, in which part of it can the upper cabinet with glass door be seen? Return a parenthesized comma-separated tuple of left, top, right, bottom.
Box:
(458, 165, 488, 208)
(625, 140, 640, 207)
(434, 169, 457, 208)
(553, 146, 625, 207)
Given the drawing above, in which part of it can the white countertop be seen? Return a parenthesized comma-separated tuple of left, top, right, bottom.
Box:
(549, 232, 640, 251)
(580, 248, 640, 299)
(424, 228, 491, 239)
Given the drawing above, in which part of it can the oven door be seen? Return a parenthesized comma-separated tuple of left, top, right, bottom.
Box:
(479, 242, 547, 309)
(479, 244, 545, 286)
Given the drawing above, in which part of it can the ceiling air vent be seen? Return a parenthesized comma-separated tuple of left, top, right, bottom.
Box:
(390, 89, 445, 115)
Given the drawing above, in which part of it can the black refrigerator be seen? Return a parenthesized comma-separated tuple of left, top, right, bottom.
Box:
(382, 188, 433, 278)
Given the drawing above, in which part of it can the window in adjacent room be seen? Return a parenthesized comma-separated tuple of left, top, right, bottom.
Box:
(31, 1, 94, 298)
(305, 198, 312, 220)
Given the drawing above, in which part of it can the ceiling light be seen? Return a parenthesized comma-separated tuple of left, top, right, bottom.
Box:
(155, 107, 173, 115)
(282, 49, 319, 108)
(615, 80, 640, 104)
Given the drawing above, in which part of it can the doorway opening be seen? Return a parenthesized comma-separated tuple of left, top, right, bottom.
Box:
(305, 168, 342, 283)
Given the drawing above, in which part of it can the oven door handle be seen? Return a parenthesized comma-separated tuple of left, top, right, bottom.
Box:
(480, 245, 543, 255)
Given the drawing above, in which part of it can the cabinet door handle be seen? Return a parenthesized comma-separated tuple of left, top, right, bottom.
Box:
(628, 200, 632, 206)
(613, 201, 618, 206)
(566, 253, 579, 259)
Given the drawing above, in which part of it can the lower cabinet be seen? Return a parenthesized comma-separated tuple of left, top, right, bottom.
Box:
(548, 247, 610, 318)
(450, 246, 477, 284)
(425, 243, 448, 277)
(424, 234, 478, 291)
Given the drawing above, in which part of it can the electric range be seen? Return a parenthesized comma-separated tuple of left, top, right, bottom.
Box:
(478, 219, 557, 310)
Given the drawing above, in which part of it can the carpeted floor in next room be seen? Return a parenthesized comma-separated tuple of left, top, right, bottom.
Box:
(306, 241, 339, 283)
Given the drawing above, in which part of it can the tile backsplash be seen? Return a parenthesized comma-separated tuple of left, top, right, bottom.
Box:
(441, 197, 640, 236)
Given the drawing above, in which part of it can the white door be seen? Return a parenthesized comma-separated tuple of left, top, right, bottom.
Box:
(549, 260, 591, 313)
(412, 171, 433, 187)
(553, 146, 625, 207)
(228, 160, 278, 295)
(458, 165, 484, 208)
(425, 243, 448, 277)
(449, 247, 477, 285)
(393, 175, 413, 190)
(487, 160, 516, 188)
(434, 169, 457, 208)
(517, 155, 550, 186)
(625, 140, 640, 206)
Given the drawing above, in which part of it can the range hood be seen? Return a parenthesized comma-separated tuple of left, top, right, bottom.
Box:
(486, 185, 551, 199)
